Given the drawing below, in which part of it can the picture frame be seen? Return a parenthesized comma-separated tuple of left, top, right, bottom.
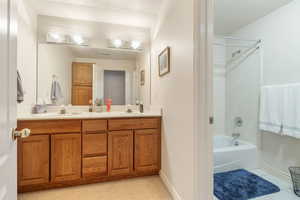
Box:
(140, 70, 145, 86)
(158, 47, 170, 76)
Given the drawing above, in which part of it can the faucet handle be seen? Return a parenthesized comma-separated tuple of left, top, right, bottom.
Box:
(232, 133, 240, 138)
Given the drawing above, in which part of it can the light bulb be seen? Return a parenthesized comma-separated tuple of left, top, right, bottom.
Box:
(113, 39, 123, 48)
(131, 40, 141, 49)
(72, 35, 84, 45)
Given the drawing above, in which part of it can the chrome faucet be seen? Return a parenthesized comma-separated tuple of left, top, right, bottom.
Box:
(232, 133, 240, 146)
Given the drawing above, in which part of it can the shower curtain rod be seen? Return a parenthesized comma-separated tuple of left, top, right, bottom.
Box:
(222, 36, 260, 42)
(226, 40, 261, 72)
(213, 43, 253, 48)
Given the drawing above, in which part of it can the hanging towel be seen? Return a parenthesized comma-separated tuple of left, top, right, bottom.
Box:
(282, 84, 300, 139)
(259, 85, 283, 134)
(50, 80, 63, 104)
(17, 70, 24, 103)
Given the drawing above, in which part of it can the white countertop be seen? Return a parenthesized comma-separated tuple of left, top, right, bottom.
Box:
(17, 111, 162, 121)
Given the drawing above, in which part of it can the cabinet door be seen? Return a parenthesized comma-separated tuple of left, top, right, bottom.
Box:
(72, 62, 93, 86)
(108, 131, 133, 176)
(18, 135, 49, 186)
(134, 129, 160, 173)
(51, 134, 81, 182)
(72, 86, 92, 105)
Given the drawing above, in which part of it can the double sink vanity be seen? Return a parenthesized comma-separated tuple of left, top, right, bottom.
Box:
(17, 20, 161, 193)
(17, 111, 161, 193)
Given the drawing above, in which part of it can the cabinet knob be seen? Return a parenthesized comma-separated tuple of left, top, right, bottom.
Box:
(12, 128, 31, 140)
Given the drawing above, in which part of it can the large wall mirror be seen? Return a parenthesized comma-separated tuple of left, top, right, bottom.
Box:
(36, 16, 151, 106)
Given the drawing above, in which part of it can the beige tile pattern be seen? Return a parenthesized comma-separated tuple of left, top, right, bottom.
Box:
(18, 176, 172, 200)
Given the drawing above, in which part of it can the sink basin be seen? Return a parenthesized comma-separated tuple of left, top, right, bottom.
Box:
(32, 113, 60, 117)
(32, 112, 82, 117)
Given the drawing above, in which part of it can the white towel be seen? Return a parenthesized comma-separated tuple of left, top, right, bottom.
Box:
(282, 84, 300, 139)
(50, 80, 63, 104)
(259, 86, 283, 134)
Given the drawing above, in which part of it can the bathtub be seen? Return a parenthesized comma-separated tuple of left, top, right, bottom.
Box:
(214, 135, 257, 173)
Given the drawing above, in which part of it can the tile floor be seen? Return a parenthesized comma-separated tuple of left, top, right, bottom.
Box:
(18, 170, 300, 200)
(18, 176, 172, 200)
(214, 169, 300, 200)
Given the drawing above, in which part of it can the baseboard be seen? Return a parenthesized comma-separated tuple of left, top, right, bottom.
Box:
(159, 171, 183, 200)
(260, 161, 291, 183)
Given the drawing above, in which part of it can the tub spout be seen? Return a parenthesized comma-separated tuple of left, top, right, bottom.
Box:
(231, 133, 240, 146)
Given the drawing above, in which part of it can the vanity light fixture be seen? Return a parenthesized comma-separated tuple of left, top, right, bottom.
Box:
(131, 40, 141, 49)
(46, 32, 88, 46)
(70, 35, 86, 45)
(108, 39, 143, 50)
(113, 39, 123, 48)
(47, 32, 66, 43)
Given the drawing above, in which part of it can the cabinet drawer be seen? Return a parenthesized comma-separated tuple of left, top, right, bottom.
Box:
(82, 120, 107, 133)
(83, 133, 107, 156)
(108, 118, 160, 130)
(82, 156, 107, 177)
(17, 120, 81, 135)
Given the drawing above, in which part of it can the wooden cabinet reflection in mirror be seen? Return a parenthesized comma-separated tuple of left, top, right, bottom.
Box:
(72, 62, 93, 105)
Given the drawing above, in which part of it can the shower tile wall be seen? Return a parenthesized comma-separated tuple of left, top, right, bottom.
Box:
(214, 37, 261, 143)
(213, 37, 226, 136)
(225, 44, 261, 145)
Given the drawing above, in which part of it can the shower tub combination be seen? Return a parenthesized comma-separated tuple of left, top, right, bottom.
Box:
(214, 135, 258, 173)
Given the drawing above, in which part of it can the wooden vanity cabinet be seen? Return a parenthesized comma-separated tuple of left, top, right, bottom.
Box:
(134, 129, 160, 173)
(51, 134, 82, 182)
(108, 130, 133, 176)
(82, 120, 108, 178)
(17, 117, 161, 192)
(82, 134, 107, 157)
(18, 135, 50, 186)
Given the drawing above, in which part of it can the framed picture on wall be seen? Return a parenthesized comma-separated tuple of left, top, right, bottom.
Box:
(158, 47, 170, 76)
(140, 70, 145, 86)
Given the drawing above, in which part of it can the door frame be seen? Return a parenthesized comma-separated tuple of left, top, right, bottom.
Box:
(193, 0, 214, 199)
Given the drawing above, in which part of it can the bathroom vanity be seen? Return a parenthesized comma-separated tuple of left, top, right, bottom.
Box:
(17, 16, 158, 193)
(17, 113, 161, 193)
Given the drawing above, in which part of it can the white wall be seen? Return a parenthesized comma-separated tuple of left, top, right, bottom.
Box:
(17, 0, 37, 113)
(230, 0, 300, 176)
(136, 48, 151, 107)
(38, 44, 74, 105)
(151, 0, 195, 199)
(213, 37, 227, 136)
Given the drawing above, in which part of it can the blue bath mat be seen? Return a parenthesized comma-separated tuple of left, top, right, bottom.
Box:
(214, 169, 280, 200)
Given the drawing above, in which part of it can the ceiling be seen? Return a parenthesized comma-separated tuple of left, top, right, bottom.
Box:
(215, 0, 293, 35)
(45, 0, 163, 15)
(28, 0, 164, 28)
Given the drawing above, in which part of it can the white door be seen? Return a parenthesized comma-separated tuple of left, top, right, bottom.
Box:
(0, 0, 18, 199)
